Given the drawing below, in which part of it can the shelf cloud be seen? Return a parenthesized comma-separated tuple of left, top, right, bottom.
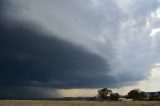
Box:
(0, 0, 160, 98)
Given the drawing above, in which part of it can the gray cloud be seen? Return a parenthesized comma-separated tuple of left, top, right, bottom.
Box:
(1, 0, 160, 98)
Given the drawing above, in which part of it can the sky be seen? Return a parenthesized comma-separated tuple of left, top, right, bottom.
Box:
(0, 0, 160, 99)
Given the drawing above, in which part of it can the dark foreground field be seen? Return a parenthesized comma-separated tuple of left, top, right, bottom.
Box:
(0, 100, 160, 106)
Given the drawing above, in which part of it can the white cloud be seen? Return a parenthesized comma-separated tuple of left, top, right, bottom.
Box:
(150, 28, 160, 36)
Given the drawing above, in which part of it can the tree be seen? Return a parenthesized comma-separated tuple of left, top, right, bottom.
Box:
(158, 92, 160, 97)
(127, 89, 145, 100)
(110, 93, 119, 101)
(98, 88, 112, 100)
(158, 92, 160, 100)
(149, 92, 158, 101)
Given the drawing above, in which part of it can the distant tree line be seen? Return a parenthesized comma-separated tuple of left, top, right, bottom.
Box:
(98, 88, 160, 101)
(19, 88, 158, 101)
(50, 88, 160, 101)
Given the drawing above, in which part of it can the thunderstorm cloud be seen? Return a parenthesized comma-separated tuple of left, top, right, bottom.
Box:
(0, 0, 160, 98)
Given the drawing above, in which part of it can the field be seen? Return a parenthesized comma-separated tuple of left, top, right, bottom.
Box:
(0, 100, 160, 106)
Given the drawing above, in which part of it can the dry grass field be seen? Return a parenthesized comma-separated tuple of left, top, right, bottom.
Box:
(0, 100, 160, 106)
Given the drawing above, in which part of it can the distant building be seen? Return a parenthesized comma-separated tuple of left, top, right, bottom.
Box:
(118, 98, 133, 102)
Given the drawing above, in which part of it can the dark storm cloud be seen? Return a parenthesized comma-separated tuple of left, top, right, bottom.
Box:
(0, 1, 117, 98)
(1, 0, 160, 98)
(0, 21, 114, 88)
(0, 19, 115, 98)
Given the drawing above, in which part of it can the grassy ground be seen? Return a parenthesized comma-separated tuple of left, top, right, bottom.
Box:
(0, 100, 160, 106)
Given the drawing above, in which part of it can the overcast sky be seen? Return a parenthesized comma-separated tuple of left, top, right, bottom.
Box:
(0, 0, 160, 98)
